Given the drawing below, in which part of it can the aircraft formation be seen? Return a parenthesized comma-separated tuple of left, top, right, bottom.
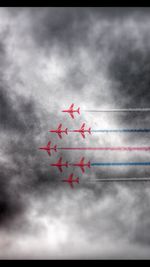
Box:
(39, 104, 150, 188)
(39, 104, 90, 188)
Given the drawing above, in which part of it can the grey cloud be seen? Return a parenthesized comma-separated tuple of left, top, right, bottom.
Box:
(1, 7, 150, 259)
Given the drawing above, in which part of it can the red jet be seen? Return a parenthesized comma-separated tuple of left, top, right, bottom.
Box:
(39, 141, 57, 156)
(50, 157, 68, 172)
(49, 124, 68, 139)
(70, 157, 91, 173)
(71, 123, 91, 138)
(62, 104, 80, 119)
(62, 173, 79, 189)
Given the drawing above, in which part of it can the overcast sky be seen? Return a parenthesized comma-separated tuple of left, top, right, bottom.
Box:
(1, 7, 150, 259)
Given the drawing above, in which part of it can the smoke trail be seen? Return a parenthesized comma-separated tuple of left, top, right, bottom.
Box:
(91, 129, 150, 132)
(91, 162, 150, 166)
(58, 146, 150, 151)
(84, 108, 150, 112)
(89, 178, 150, 182)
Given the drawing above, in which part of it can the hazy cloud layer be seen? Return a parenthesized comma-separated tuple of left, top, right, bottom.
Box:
(0, 7, 150, 259)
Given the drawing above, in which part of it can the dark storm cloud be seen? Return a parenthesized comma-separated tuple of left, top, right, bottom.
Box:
(105, 17, 150, 246)
(0, 33, 28, 227)
(106, 19, 150, 140)
(133, 204, 150, 246)
(0, 91, 38, 227)
(20, 6, 150, 107)
(0, 109, 66, 229)
(0, 86, 38, 133)
(0, 34, 30, 133)
(0, 70, 63, 228)
(0, 166, 26, 230)
(109, 46, 150, 108)
(0, 26, 64, 228)
(22, 8, 91, 53)
(15, 7, 150, 53)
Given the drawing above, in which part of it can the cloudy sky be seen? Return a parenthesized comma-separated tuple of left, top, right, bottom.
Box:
(1, 7, 150, 259)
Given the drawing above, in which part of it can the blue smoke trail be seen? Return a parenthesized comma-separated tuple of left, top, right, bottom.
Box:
(91, 162, 150, 166)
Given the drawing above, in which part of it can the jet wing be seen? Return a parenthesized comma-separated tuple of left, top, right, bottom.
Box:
(47, 150, 51, 156)
(58, 157, 62, 164)
(80, 166, 85, 173)
(70, 113, 74, 119)
(69, 173, 74, 179)
(58, 133, 62, 139)
(81, 132, 85, 138)
(81, 123, 85, 129)
(47, 141, 51, 149)
(70, 104, 74, 109)
(80, 157, 84, 164)
(58, 124, 62, 130)
(58, 166, 63, 172)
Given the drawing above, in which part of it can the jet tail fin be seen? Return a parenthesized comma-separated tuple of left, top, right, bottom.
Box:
(54, 145, 57, 152)
(65, 128, 68, 135)
(88, 161, 91, 168)
(77, 107, 80, 114)
(89, 128, 91, 134)
(76, 178, 79, 184)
